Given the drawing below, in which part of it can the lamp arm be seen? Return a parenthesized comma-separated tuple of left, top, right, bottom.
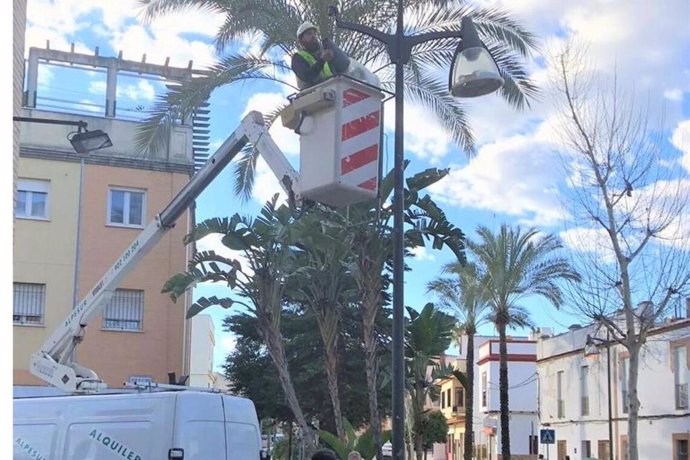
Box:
(596, 315, 627, 344)
(13, 117, 88, 131)
(332, 17, 393, 47)
(329, 5, 394, 47)
(407, 30, 462, 49)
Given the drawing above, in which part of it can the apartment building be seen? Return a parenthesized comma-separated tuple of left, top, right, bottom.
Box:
(438, 336, 540, 460)
(189, 314, 218, 388)
(13, 46, 208, 389)
(536, 300, 690, 460)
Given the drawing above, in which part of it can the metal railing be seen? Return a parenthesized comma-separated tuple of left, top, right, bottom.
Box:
(676, 383, 689, 409)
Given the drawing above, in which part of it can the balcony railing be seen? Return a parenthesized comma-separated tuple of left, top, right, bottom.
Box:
(676, 383, 689, 409)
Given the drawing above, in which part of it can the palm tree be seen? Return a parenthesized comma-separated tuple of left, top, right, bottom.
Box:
(289, 209, 357, 439)
(468, 224, 580, 460)
(405, 303, 455, 460)
(161, 196, 318, 454)
(341, 165, 463, 460)
(427, 261, 487, 460)
(138, 0, 539, 185)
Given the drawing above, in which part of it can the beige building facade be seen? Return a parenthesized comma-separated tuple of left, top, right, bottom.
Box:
(13, 47, 205, 389)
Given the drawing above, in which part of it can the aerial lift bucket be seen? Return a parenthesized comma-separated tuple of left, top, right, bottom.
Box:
(281, 76, 384, 208)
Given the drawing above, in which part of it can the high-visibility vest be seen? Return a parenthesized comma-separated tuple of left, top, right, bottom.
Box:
(296, 50, 333, 88)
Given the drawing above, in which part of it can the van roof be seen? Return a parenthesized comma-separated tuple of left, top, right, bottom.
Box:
(13, 385, 231, 399)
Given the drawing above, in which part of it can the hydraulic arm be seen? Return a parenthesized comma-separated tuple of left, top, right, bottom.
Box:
(30, 111, 299, 392)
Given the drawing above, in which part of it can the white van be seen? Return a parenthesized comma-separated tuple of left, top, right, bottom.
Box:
(13, 388, 263, 460)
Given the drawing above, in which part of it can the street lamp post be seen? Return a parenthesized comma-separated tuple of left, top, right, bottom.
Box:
(329, 3, 503, 459)
(584, 330, 614, 460)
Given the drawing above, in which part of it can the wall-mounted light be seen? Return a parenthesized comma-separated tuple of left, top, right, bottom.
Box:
(13, 116, 113, 154)
(68, 128, 113, 154)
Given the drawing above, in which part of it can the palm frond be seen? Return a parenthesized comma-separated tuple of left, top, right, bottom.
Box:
(136, 54, 294, 156)
(139, 0, 226, 23)
(395, 74, 475, 154)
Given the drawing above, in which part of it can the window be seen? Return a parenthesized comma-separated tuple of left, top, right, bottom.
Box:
(13, 283, 46, 325)
(620, 357, 629, 413)
(674, 346, 688, 409)
(581, 440, 591, 457)
(15, 179, 49, 219)
(677, 439, 688, 460)
(557, 370, 565, 418)
(581, 365, 590, 416)
(482, 372, 487, 407)
(102, 289, 144, 331)
(108, 188, 145, 227)
(455, 387, 464, 408)
(529, 435, 538, 455)
(441, 390, 445, 409)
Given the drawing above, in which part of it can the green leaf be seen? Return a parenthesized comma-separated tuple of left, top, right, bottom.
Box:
(186, 296, 235, 319)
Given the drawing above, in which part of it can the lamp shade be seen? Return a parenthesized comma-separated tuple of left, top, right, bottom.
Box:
(450, 17, 504, 98)
(69, 129, 113, 153)
(583, 335, 600, 360)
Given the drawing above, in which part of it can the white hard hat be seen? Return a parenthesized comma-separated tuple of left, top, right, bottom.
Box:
(297, 21, 318, 39)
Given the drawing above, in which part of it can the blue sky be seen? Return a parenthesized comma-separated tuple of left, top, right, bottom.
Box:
(17, 0, 690, 371)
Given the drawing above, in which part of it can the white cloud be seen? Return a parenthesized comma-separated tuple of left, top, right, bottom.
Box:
(118, 80, 156, 101)
(26, 0, 224, 70)
(78, 100, 102, 113)
(89, 81, 107, 94)
(109, 25, 217, 70)
(37, 66, 54, 87)
(671, 119, 690, 174)
(382, 101, 453, 163)
(252, 157, 289, 206)
(664, 89, 684, 102)
(409, 246, 436, 262)
(241, 92, 300, 157)
(220, 335, 237, 354)
(428, 131, 567, 227)
(559, 227, 616, 264)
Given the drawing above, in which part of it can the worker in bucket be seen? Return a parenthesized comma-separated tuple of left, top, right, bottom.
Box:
(292, 21, 349, 90)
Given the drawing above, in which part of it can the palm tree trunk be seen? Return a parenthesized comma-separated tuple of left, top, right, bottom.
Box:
(497, 322, 511, 460)
(414, 379, 425, 460)
(464, 333, 475, 460)
(363, 311, 383, 460)
(323, 331, 345, 439)
(262, 321, 316, 455)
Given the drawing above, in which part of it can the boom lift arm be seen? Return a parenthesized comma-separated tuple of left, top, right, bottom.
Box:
(30, 111, 299, 392)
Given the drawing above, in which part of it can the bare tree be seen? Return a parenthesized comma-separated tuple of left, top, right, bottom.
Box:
(550, 42, 690, 460)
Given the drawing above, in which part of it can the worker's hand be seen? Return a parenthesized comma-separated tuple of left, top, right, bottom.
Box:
(321, 49, 334, 61)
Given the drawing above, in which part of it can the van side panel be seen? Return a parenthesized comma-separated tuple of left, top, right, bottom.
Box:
(225, 422, 261, 460)
(14, 393, 176, 459)
(222, 395, 261, 459)
(14, 423, 57, 460)
(173, 393, 227, 460)
(65, 421, 152, 459)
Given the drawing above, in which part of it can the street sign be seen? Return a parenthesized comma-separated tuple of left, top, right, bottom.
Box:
(540, 429, 556, 444)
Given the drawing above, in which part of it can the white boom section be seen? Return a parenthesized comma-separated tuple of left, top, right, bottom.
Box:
(30, 111, 299, 392)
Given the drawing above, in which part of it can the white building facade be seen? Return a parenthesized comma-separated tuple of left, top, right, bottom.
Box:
(536, 315, 690, 460)
(188, 314, 217, 388)
(447, 336, 540, 460)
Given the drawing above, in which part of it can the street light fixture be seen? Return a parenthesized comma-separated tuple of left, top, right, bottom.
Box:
(13, 116, 113, 154)
(329, 4, 503, 459)
(584, 332, 614, 460)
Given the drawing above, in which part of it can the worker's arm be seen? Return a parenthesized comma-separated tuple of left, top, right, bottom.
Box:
(291, 52, 328, 87)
